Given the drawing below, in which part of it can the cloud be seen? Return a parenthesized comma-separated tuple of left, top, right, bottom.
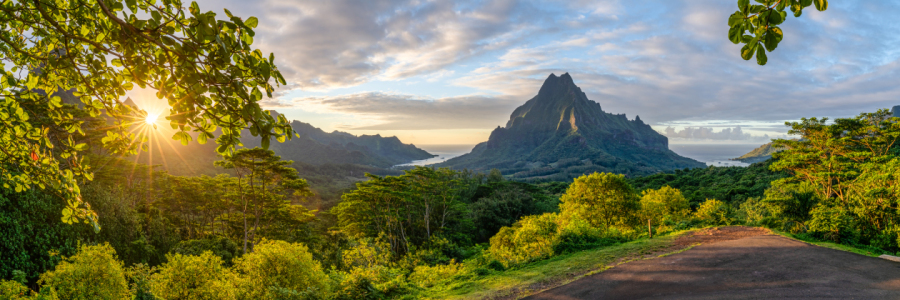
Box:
(261, 92, 520, 130)
(194, 0, 540, 91)
(661, 126, 780, 142)
(184, 0, 900, 142)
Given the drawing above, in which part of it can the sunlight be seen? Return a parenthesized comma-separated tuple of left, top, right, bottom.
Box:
(145, 113, 159, 125)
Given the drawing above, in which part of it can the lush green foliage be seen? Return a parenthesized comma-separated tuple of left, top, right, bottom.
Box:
(333, 167, 481, 255)
(560, 172, 639, 229)
(630, 160, 788, 207)
(694, 199, 735, 226)
(0, 0, 294, 226)
(150, 252, 238, 300)
(234, 239, 330, 299)
(38, 243, 130, 300)
(727, 0, 829, 65)
(639, 186, 691, 226)
(764, 109, 900, 250)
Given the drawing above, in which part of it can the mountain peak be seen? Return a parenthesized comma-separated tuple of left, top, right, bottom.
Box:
(538, 72, 576, 96)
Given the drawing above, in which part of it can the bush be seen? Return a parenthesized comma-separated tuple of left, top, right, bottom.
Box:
(0, 280, 32, 299)
(552, 216, 611, 254)
(331, 238, 409, 300)
(149, 252, 237, 300)
(169, 236, 241, 266)
(485, 260, 506, 271)
(807, 203, 854, 242)
(234, 240, 330, 299)
(560, 173, 639, 229)
(489, 213, 559, 266)
(407, 261, 462, 288)
(38, 243, 130, 300)
(737, 197, 770, 225)
(639, 186, 691, 226)
(693, 199, 734, 226)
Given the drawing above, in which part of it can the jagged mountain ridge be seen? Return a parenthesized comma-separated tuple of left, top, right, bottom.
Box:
(440, 73, 705, 180)
(242, 119, 434, 168)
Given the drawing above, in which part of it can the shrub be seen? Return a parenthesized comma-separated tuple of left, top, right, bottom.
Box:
(807, 203, 854, 242)
(488, 213, 559, 266)
(125, 263, 155, 300)
(693, 199, 733, 226)
(639, 186, 690, 226)
(234, 240, 330, 299)
(560, 173, 639, 229)
(407, 261, 462, 288)
(331, 266, 409, 300)
(0, 280, 32, 299)
(169, 236, 241, 266)
(737, 197, 770, 225)
(552, 216, 610, 254)
(149, 252, 237, 300)
(485, 260, 506, 271)
(38, 243, 130, 300)
(331, 238, 409, 300)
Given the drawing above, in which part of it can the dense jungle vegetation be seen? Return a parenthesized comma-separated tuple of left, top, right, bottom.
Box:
(3, 109, 899, 299)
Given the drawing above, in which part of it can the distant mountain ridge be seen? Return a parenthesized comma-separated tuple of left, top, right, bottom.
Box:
(440, 73, 704, 180)
(242, 119, 434, 168)
(732, 142, 781, 164)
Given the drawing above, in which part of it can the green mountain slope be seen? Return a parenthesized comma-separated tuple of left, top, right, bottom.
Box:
(241, 119, 434, 168)
(439, 73, 705, 180)
(732, 142, 782, 164)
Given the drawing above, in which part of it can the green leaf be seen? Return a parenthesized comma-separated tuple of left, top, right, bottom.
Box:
(223, 8, 234, 18)
(814, 0, 827, 11)
(125, 0, 137, 13)
(764, 31, 779, 51)
(756, 45, 768, 65)
(776, 0, 787, 11)
(750, 5, 766, 13)
(768, 9, 784, 24)
(728, 11, 744, 26)
(245, 16, 259, 28)
(172, 131, 192, 146)
(741, 43, 756, 60)
(261, 137, 270, 150)
(190, 1, 200, 15)
(729, 26, 743, 44)
(738, 0, 750, 12)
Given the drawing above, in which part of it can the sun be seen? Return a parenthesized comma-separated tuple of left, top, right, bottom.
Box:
(145, 113, 159, 125)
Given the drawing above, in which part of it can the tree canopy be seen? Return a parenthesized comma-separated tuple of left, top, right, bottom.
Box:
(0, 0, 293, 229)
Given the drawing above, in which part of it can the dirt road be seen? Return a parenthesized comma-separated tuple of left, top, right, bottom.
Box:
(525, 227, 900, 299)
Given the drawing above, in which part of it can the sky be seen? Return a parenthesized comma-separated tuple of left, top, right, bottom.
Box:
(130, 0, 900, 146)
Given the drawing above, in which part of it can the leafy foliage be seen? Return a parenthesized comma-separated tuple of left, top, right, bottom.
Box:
(38, 243, 130, 300)
(149, 252, 238, 300)
(727, 0, 829, 65)
(559, 172, 640, 229)
(233, 239, 330, 299)
(693, 199, 735, 226)
(763, 109, 900, 250)
(0, 0, 293, 225)
(334, 167, 480, 255)
(630, 160, 788, 207)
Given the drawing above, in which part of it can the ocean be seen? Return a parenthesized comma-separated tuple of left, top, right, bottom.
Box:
(398, 143, 762, 168)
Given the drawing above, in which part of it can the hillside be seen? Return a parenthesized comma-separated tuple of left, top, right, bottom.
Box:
(439, 73, 705, 180)
(731, 142, 781, 164)
(241, 119, 434, 168)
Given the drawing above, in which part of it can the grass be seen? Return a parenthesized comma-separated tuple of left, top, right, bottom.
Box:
(416, 230, 695, 300)
(769, 229, 892, 258)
